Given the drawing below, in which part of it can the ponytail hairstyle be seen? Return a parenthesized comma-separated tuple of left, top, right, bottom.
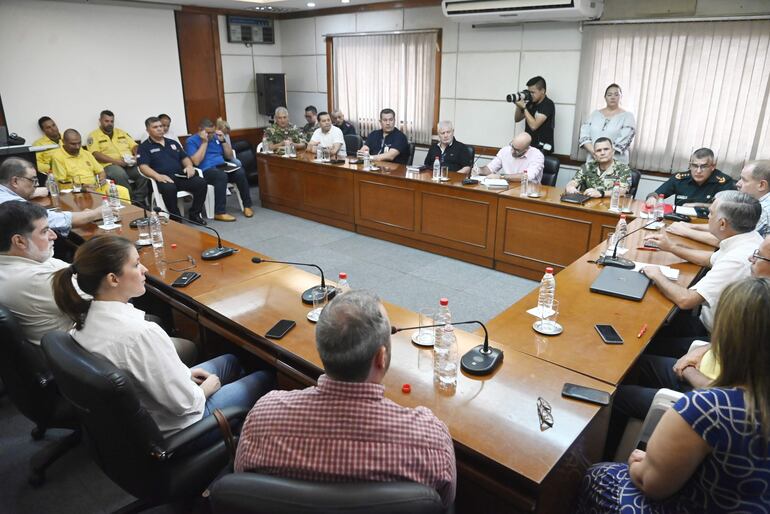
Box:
(52, 235, 135, 330)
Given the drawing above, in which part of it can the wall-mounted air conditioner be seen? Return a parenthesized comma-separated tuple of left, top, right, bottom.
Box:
(441, 0, 604, 23)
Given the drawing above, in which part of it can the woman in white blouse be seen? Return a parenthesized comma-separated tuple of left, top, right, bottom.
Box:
(579, 84, 636, 164)
(52, 235, 274, 435)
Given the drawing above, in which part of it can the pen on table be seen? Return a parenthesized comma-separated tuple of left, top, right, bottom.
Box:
(637, 323, 648, 338)
(636, 246, 658, 251)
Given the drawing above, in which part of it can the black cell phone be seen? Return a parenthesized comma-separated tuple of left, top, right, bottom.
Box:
(172, 271, 200, 288)
(664, 212, 691, 223)
(561, 383, 611, 406)
(595, 324, 623, 344)
(265, 319, 296, 339)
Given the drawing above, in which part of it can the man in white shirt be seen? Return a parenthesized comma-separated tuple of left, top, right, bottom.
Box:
(641, 190, 763, 356)
(0, 201, 72, 344)
(307, 111, 346, 158)
(666, 160, 770, 246)
(478, 133, 544, 184)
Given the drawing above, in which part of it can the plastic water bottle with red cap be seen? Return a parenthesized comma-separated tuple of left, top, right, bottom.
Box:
(434, 322, 458, 391)
(537, 267, 555, 317)
(337, 272, 350, 295)
(434, 297, 451, 342)
(615, 214, 628, 251)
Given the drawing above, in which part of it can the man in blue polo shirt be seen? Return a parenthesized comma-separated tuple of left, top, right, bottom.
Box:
(360, 108, 410, 165)
(137, 117, 208, 225)
(185, 118, 253, 222)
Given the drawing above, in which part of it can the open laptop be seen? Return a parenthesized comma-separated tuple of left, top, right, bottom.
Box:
(590, 266, 651, 301)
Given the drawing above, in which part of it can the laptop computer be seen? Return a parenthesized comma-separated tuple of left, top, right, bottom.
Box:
(590, 266, 651, 301)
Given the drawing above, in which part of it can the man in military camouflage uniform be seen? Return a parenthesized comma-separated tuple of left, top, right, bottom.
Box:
(565, 137, 632, 198)
(301, 105, 319, 141)
(264, 107, 307, 154)
(645, 148, 735, 207)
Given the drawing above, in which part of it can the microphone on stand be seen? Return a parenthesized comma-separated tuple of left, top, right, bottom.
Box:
(462, 151, 484, 185)
(153, 206, 236, 261)
(597, 216, 664, 269)
(251, 257, 335, 305)
(391, 320, 503, 376)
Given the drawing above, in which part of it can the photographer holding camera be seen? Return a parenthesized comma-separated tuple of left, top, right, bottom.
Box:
(510, 76, 555, 155)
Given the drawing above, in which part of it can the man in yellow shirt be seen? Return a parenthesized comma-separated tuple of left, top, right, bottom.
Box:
(87, 110, 147, 204)
(32, 116, 63, 174)
(51, 129, 130, 202)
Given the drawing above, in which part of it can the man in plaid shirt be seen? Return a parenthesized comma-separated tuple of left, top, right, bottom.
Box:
(234, 290, 457, 507)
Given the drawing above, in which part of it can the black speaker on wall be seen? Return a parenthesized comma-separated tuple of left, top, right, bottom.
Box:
(256, 73, 286, 116)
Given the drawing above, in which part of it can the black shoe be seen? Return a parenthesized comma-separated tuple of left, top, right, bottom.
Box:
(189, 213, 207, 226)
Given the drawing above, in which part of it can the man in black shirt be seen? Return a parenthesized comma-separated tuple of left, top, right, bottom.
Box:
(361, 108, 410, 165)
(423, 121, 473, 173)
(514, 76, 555, 154)
(137, 117, 208, 225)
(332, 110, 357, 136)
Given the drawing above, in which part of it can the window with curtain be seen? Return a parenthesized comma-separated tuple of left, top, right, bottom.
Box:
(572, 20, 770, 174)
(332, 31, 438, 145)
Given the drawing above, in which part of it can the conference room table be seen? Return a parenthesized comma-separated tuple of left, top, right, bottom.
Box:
(42, 189, 704, 513)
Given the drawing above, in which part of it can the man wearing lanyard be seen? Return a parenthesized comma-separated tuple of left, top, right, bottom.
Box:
(360, 109, 410, 165)
(423, 121, 473, 174)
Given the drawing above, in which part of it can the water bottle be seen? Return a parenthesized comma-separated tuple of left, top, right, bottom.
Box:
(108, 180, 121, 209)
(434, 297, 451, 344)
(520, 173, 529, 197)
(433, 322, 458, 391)
(337, 272, 350, 295)
(363, 151, 371, 170)
(537, 267, 556, 314)
(284, 140, 291, 156)
(101, 199, 115, 226)
(46, 173, 59, 198)
(149, 211, 164, 248)
(432, 156, 441, 181)
(610, 181, 621, 211)
(653, 194, 665, 221)
(615, 215, 628, 251)
(261, 133, 269, 153)
(316, 146, 323, 161)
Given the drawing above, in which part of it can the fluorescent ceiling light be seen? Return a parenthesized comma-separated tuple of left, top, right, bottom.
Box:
(234, 0, 286, 4)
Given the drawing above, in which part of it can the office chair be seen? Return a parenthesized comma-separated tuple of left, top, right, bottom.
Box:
(0, 303, 80, 486)
(344, 134, 363, 156)
(464, 145, 475, 169)
(628, 169, 642, 198)
(407, 142, 416, 166)
(614, 387, 685, 462)
(232, 139, 258, 184)
(210, 473, 450, 514)
(137, 168, 193, 217)
(41, 332, 247, 513)
(541, 155, 561, 187)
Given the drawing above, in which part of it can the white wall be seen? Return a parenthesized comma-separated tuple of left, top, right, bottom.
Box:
(275, 7, 582, 154)
(0, 0, 186, 142)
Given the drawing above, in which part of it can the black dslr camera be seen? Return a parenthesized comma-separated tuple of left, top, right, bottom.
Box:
(506, 90, 532, 103)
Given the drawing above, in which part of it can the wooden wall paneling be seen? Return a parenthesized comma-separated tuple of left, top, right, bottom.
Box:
(175, 11, 226, 134)
(419, 190, 496, 256)
(356, 176, 418, 233)
(257, 156, 303, 205)
(302, 167, 355, 221)
(326, 37, 334, 113)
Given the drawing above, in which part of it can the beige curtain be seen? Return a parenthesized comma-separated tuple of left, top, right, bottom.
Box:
(332, 31, 437, 145)
(572, 20, 770, 175)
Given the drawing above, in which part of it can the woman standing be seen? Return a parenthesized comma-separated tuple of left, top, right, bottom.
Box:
(579, 84, 636, 163)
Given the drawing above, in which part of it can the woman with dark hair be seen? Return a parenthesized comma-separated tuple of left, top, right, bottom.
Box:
(577, 277, 770, 512)
(578, 83, 636, 163)
(52, 235, 274, 434)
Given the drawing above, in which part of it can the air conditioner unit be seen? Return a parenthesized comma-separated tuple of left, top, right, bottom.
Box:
(442, 0, 604, 23)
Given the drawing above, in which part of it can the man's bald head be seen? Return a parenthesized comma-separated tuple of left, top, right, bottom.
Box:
(62, 129, 82, 155)
(511, 133, 532, 158)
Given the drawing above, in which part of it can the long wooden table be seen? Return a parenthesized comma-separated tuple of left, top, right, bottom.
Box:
(43, 189, 703, 513)
(257, 152, 641, 280)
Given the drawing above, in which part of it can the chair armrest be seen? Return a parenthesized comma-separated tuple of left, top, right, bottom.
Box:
(687, 339, 709, 353)
(154, 406, 249, 461)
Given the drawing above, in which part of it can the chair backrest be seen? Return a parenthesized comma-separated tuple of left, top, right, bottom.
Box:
(232, 139, 257, 178)
(628, 168, 642, 198)
(41, 331, 170, 499)
(541, 155, 560, 186)
(344, 134, 363, 156)
(210, 474, 448, 514)
(0, 303, 60, 424)
(407, 142, 416, 166)
(464, 145, 475, 168)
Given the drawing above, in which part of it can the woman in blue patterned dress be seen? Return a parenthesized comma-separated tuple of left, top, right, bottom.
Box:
(577, 277, 770, 513)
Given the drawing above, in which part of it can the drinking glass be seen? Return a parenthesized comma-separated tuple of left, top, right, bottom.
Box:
(289, 143, 297, 158)
(322, 147, 331, 162)
(604, 232, 616, 256)
(621, 194, 633, 213)
(413, 308, 436, 346)
(527, 180, 541, 197)
(135, 218, 151, 246)
(440, 166, 449, 181)
(72, 176, 82, 193)
(537, 299, 560, 333)
(308, 286, 329, 322)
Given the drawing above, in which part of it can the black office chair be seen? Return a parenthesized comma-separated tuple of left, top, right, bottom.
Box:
(41, 331, 247, 513)
(628, 168, 642, 198)
(210, 474, 450, 514)
(541, 155, 560, 187)
(345, 134, 363, 156)
(0, 303, 80, 486)
(465, 145, 475, 169)
(232, 139, 258, 185)
(407, 142, 416, 166)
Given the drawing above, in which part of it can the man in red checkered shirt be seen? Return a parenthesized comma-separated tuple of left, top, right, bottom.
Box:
(234, 290, 457, 507)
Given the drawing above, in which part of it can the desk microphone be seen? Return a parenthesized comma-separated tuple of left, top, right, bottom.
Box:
(598, 216, 664, 269)
(84, 190, 149, 228)
(391, 320, 503, 376)
(462, 151, 484, 185)
(153, 206, 236, 260)
(251, 257, 336, 305)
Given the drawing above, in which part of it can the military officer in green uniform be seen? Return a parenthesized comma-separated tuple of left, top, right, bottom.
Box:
(301, 105, 318, 141)
(645, 148, 735, 207)
(565, 137, 632, 198)
(264, 107, 307, 154)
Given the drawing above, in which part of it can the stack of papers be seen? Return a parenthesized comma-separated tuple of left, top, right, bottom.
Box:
(482, 178, 508, 189)
(632, 262, 680, 280)
(526, 306, 555, 318)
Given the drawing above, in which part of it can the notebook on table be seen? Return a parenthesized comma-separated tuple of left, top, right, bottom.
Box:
(590, 266, 651, 301)
(560, 192, 591, 205)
